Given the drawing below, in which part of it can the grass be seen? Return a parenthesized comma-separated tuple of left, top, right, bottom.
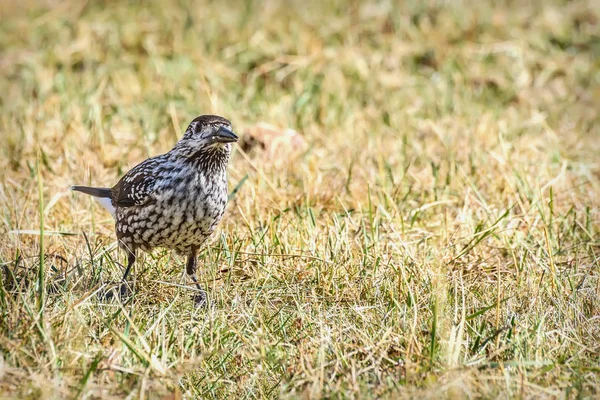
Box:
(1, 0, 599, 398)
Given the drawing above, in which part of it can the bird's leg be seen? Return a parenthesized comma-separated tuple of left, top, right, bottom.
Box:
(186, 247, 207, 307)
(121, 251, 136, 282)
(186, 256, 201, 291)
(99, 249, 135, 302)
(118, 251, 136, 298)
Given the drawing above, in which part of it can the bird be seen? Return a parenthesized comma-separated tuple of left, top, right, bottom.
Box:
(71, 115, 238, 305)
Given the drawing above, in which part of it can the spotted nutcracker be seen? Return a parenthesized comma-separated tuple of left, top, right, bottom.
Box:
(71, 115, 238, 305)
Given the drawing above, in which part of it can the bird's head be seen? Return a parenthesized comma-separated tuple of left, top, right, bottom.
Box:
(174, 115, 238, 164)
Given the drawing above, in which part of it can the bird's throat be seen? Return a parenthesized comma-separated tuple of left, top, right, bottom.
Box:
(188, 147, 229, 172)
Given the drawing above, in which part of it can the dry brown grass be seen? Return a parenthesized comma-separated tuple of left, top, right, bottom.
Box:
(1, 0, 599, 398)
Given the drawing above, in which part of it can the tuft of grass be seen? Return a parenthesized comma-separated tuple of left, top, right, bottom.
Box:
(1, 0, 599, 398)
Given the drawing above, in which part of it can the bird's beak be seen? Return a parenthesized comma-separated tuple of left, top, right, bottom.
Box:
(211, 127, 239, 143)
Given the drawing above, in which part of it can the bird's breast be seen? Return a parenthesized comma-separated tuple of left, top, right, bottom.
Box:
(160, 172, 228, 224)
(116, 170, 228, 252)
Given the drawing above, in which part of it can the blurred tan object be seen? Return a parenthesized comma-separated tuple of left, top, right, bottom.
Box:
(240, 123, 307, 156)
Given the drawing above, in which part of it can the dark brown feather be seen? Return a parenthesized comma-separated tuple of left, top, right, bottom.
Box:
(110, 164, 157, 207)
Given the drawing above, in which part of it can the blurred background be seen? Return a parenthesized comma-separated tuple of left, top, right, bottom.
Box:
(0, 0, 599, 398)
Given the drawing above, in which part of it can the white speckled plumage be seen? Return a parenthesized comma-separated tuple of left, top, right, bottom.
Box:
(71, 115, 238, 304)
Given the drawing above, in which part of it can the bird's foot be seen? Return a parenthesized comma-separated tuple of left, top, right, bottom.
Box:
(99, 281, 133, 302)
(193, 289, 208, 308)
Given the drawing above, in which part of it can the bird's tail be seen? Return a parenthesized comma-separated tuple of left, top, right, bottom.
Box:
(71, 185, 116, 218)
(70, 185, 112, 198)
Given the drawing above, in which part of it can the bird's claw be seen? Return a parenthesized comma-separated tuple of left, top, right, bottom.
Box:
(98, 281, 133, 302)
(193, 290, 208, 308)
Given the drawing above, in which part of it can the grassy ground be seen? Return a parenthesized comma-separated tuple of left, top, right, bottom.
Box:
(1, 0, 599, 398)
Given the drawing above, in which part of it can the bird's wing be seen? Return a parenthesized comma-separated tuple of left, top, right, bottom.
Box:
(110, 159, 160, 208)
